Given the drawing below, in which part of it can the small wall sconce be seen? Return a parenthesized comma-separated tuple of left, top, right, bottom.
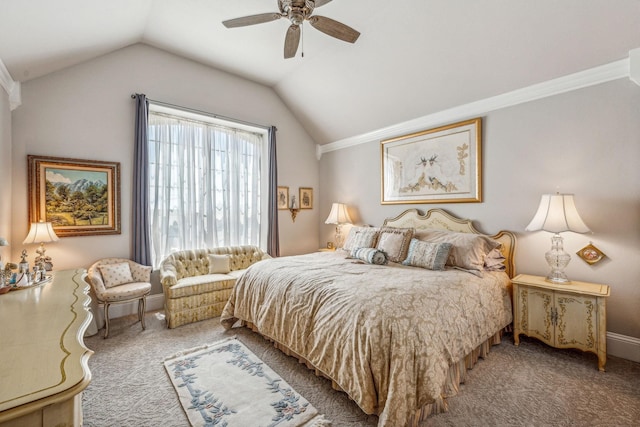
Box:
(289, 195, 300, 222)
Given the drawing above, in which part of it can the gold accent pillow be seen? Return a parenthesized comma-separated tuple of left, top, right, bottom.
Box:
(375, 227, 414, 263)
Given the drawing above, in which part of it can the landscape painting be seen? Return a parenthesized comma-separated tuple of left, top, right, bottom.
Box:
(28, 155, 121, 237)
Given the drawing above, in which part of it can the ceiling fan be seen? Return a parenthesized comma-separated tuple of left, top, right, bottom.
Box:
(222, 0, 360, 59)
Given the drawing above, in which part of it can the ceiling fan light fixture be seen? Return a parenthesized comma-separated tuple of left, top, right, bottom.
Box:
(222, 0, 359, 59)
(290, 11, 305, 25)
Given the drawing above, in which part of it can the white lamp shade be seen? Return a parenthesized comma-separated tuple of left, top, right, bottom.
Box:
(525, 194, 590, 233)
(324, 203, 353, 225)
(23, 222, 60, 244)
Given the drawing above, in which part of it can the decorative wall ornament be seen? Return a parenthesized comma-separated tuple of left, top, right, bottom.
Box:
(299, 187, 313, 209)
(576, 242, 607, 265)
(277, 186, 289, 210)
(381, 118, 482, 204)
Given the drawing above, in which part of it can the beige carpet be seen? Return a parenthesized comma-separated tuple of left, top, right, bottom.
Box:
(83, 311, 640, 426)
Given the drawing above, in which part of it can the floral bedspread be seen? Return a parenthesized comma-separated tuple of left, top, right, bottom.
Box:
(221, 251, 512, 427)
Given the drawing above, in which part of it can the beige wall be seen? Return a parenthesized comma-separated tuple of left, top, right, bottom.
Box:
(10, 43, 320, 280)
(319, 79, 640, 339)
(0, 88, 11, 264)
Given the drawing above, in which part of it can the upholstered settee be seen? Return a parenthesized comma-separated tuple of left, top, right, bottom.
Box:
(160, 245, 271, 328)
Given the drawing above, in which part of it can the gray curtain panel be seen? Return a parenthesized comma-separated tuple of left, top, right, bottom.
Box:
(267, 126, 280, 257)
(133, 94, 152, 266)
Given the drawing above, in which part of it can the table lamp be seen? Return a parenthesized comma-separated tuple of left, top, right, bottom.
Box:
(324, 203, 352, 248)
(525, 193, 590, 283)
(23, 221, 60, 271)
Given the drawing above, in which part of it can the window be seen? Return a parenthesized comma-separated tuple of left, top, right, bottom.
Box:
(147, 104, 268, 267)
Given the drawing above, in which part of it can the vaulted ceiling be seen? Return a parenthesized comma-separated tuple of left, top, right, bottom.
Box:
(1, 0, 639, 145)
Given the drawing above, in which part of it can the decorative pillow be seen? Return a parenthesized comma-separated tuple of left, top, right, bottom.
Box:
(99, 262, 134, 288)
(342, 226, 380, 251)
(402, 239, 452, 271)
(484, 247, 506, 271)
(375, 227, 414, 263)
(349, 247, 388, 265)
(414, 229, 501, 272)
(209, 254, 231, 274)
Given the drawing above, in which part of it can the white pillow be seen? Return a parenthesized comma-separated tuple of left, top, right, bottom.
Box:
(209, 254, 231, 274)
(99, 262, 134, 288)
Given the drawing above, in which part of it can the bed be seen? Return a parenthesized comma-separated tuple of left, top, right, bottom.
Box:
(221, 208, 516, 426)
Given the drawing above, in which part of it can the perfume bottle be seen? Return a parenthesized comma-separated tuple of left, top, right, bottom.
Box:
(18, 249, 29, 274)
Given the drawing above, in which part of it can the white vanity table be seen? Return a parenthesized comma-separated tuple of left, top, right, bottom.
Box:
(0, 269, 93, 427)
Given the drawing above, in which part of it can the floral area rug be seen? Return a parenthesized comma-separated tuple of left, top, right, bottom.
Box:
(163, 336, 331, 427)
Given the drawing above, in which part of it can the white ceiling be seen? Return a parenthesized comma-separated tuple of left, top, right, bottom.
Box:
(1, 0, 639, 145)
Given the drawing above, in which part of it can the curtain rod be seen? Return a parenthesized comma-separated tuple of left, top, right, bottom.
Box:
(130, 94, 274, 131)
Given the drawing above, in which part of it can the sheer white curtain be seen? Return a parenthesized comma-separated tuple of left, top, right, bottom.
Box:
(148, 111, 263, 267)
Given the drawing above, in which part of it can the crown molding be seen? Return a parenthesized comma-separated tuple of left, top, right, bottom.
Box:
(0, 58, 21, 111)
(318, 56, 631, 158)
(630, 48, 640, 86)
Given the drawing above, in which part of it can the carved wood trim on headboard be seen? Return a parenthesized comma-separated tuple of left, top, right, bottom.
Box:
(383, 208, 517, 278)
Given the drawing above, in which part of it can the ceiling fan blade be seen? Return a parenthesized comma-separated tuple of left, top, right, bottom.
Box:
(222, 13, 282, 28)
(309, 16, 360, 43)
(314, 0, 333, 7)
(284, 25, 301, 59)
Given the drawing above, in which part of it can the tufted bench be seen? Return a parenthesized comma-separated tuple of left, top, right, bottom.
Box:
(159, 245, 270, 328)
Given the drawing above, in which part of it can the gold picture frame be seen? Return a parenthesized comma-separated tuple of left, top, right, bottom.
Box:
(299, 187, 313, 209)
(277, 186, 289, 210)
(381, 118, 482, 204)
(27, 155, 121, 237)
(577, 243, 607, 265)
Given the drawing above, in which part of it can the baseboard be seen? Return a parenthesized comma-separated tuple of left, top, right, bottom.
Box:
(96, 295, 640, 364)
(607, 332, 640, 363)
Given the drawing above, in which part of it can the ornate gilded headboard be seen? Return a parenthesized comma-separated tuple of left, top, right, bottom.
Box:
(383, 208, 517, 278)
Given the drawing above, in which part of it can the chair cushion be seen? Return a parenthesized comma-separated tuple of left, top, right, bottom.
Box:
(165, 273, 238, 299)
(99, 262, 134, 288)
(100, 281, 151, 303)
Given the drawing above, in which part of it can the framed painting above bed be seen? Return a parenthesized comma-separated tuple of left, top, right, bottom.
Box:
(381, 118, 482, 204)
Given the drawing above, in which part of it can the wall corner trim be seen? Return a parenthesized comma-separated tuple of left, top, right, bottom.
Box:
(629, 48, 640, 87)
(318, 56, 631, 156)
(0, 58, 21, 110)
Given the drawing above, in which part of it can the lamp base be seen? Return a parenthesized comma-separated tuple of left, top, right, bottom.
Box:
(545, 273, 571, 284)
(544, 233, 572, 284)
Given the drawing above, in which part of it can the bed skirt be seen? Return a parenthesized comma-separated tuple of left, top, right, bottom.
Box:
(243, 320, 510, 426)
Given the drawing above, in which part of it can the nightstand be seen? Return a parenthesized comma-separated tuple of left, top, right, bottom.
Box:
(512, 274, 610, 371)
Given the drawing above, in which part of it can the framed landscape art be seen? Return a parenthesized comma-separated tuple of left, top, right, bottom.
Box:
(27, 155, 121, 237)
(381, 118, 482, 204)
